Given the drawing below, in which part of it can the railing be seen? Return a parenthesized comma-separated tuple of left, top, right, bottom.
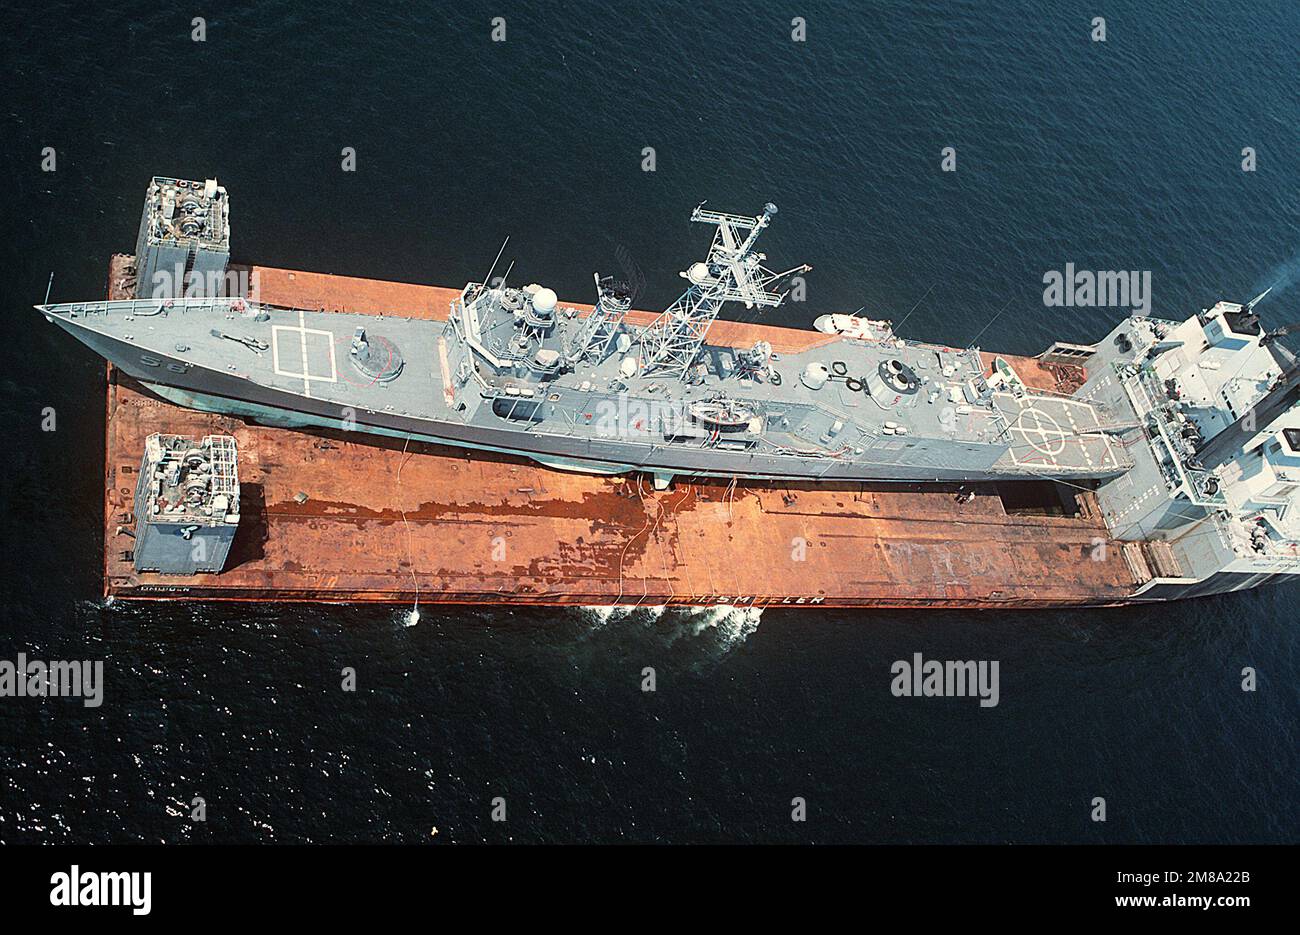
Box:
(51, 295, 257, 317)
(1117, 366, 1232, 505)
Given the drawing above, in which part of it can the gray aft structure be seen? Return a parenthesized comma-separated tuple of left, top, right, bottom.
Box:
(36, 177, 1300, 598)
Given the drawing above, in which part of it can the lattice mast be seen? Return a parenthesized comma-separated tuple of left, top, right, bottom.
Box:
(568, 273, 632, 365)
(637, 203, 810, 377)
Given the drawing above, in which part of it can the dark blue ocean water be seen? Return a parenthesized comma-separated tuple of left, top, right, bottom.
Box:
(0, 0, 1296, 842)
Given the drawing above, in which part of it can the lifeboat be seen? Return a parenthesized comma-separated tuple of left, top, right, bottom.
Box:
(689, 397, 755, 428)
(813, 313, 894, 340)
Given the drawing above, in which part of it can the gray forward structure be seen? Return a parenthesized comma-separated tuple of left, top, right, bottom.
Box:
(37, 177, 1300, 598)
(132, 433, 240, 575)
(133, 177, 230, 300)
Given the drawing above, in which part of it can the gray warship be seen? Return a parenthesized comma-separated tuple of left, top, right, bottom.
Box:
(39, 180, 1138, 488)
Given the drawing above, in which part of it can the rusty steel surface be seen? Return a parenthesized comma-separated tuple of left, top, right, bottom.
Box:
(102, 257, 1137, 607)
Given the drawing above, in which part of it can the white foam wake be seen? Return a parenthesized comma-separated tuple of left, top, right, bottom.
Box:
(582, 605, 666, 626)
(683, 605, 763, 650)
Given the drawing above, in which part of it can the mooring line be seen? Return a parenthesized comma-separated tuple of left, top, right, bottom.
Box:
(395, 433, 420, 621)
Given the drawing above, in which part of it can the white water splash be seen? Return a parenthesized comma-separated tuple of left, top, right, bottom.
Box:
(682, 605, 763, 651)
(578, 603, 759, 657)
(401, 607, 421, 628)
(582, 605, 625, 626)
(582, 604, 667, 626)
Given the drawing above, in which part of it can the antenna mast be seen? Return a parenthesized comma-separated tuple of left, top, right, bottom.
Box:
(637, 203, 809, 378)
(568, 273, 632, 366)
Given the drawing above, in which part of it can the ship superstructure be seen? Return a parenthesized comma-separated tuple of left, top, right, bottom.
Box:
(35, 177, 1300, 599)
(1066, 294, 1300, 597)
(131, 432, 240, 575)
(133, 177, 230, 300)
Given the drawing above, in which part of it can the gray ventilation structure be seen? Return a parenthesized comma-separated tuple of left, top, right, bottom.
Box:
(134, 176, 231, 299)
(132, 433, 240, 575)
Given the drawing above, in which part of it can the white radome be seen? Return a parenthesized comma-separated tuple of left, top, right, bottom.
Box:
(801, 361, 830, 390)
(532, 287, 558, 313)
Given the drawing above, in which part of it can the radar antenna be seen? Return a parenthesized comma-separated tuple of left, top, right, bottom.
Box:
(637, 203, 810, 378)
(567, 273, 632, 365)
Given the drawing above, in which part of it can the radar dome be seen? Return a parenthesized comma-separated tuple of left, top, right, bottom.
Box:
(801, 362, 830, 390)
(531, 287, 557, 315)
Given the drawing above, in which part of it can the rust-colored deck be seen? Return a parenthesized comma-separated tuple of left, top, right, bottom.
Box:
(102, 257, 1135, 607)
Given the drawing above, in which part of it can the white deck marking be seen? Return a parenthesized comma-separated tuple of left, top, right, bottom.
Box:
(997, 392, 1120, 471)
(270, 310, 339, 399)
(324, 329, 338, 384)
(270, 323, 284, 375)
(297, 309, 312, 397)
(1099, 431, 1117, 468)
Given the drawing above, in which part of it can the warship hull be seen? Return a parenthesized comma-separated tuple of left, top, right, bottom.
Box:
(46, 307, 1124, 486)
